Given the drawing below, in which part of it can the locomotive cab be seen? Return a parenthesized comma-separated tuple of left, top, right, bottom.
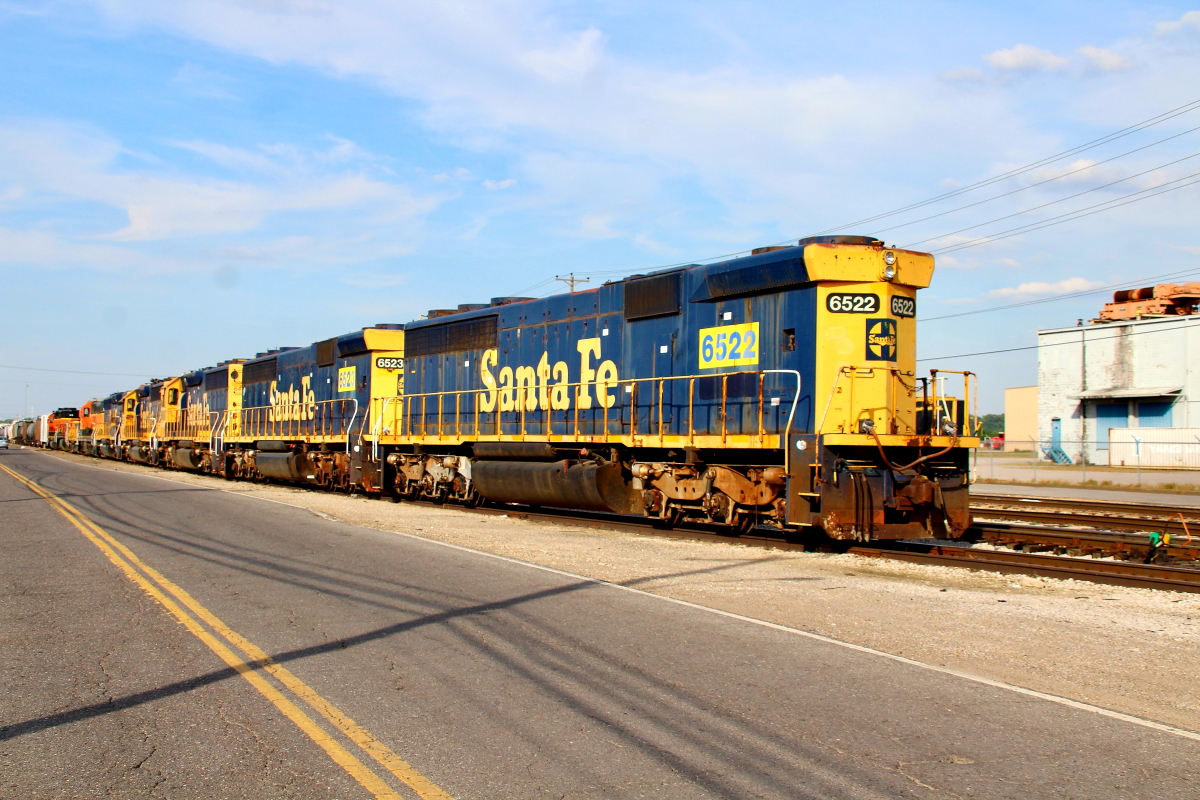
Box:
(792, 237, 978, 539)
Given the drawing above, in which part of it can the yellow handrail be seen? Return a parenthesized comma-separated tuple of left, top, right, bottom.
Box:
(391, 370, 792, 446)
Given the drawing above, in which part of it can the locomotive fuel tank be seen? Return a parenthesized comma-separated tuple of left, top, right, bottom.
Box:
(170, 443, 203, 471)
(471, 459, 641, 513)
(256, 451, 309, 481)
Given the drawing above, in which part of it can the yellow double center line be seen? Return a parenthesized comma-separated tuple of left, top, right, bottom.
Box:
(0, 463, 454, 800)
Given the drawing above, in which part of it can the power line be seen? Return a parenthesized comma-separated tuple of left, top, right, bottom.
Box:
(919, 267, 1200, 322)
(815, 97, 1200, 235)
(903, 149, 1200, 249)
(0, 377, 125, 389)
(919, 317, 1200, 361)
(931, 172, 1200, 255)
(0, 364, 151, 378)
(873, 124, 1200, 238)
(506, 99, 1200, 303)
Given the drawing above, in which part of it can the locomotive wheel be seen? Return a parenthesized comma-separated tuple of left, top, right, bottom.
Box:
(731, 511, 755, 536)
(653, 507, 684, 530)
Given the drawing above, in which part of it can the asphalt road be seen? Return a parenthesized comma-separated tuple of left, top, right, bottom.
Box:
(2, 447, 1198, 799)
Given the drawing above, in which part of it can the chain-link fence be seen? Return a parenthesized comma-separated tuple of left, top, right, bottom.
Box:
(973, 430, 1200, 487)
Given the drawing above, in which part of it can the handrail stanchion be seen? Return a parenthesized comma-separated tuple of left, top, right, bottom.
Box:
(757, 373, 765, 445)
(658, 377, 665, 446)
(721, 375, 728, 444)
(688, 378, 695, 446)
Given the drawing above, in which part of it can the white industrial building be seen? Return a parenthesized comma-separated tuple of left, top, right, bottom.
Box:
(1037, 314, 1200, 465)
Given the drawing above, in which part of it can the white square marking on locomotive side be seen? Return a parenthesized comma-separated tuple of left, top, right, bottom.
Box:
(722, 311, 732, 321)
(659, 345, 668, 353)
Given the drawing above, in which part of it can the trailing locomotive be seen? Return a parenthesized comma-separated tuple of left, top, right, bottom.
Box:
(25, 235, 978, 541)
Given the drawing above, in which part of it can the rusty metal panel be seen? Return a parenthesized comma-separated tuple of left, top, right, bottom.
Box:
(786, 433, 818, 524)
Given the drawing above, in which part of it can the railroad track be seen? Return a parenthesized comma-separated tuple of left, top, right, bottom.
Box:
(848, 544, 1200, 594)
(458, 500, 1200, 594)
(968, 492, 1200, 566)
(971, 493, 1200, 531)
(969, 520, 1200, 565)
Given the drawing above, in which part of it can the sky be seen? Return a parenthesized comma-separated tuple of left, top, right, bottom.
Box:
(4, 0, 1200, 417)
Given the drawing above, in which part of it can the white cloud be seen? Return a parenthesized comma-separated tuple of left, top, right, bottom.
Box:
(0, 119, 442, 270)
(172, 139, 285, 174)
(0, 121, 438, 241)
(518, 27, 606, 83)
(81, 0, 1039, 228)
(1156, 11, 1200, 35)
(942, 67, 985, 83)
(986, 277, 1105, 298)
(169, 61, 238, 100)
(1077, 46, 1134, 72)
(0, 226, 156, 269)
(574, 213, 620, 239)
(54, 0, 1200, 291)
(632, 232, 680, 254)
(1025, 158, 1129, 186)
(482, 178, 516, 190)
(984, 44, 1070, 72)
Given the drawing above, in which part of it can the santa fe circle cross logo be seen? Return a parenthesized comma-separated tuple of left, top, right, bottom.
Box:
(865, 318, 897, 362)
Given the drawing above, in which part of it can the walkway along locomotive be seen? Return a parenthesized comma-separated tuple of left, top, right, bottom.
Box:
(21, 235, 978, 541)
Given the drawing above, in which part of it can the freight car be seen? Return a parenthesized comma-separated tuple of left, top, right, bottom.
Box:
(39, 235, 977, 541)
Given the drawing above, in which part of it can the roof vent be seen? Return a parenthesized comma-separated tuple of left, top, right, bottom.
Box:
(797, 235, 883, 247)
(489, 297, 535, 306)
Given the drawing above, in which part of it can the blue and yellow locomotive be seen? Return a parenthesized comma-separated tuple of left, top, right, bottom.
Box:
(49, 235, 977, 541)
(377, 234, 976, 540)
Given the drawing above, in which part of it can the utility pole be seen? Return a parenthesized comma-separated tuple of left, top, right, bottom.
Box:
(25, 383, 29, 417)
(555, 273, 590, 293)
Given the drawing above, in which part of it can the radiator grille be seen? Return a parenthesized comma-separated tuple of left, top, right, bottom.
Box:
(204, 369, 228, 390)
(316, 338, 337, 367)
(406, 316, 498, 357)
(625, 272, 682, 320)
(242, 358, 277, 385)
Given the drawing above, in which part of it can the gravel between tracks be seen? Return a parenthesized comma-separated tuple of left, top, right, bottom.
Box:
(35, 449, 1200, 732)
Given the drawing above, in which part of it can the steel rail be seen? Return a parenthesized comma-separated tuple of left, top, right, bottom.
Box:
(972, 507, 1198, 534)
(848, 544, 1200, 594)
(972, 493, 1200, 521)
(971, 521, 1200, 564)
(408, 499, 1200, 592)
